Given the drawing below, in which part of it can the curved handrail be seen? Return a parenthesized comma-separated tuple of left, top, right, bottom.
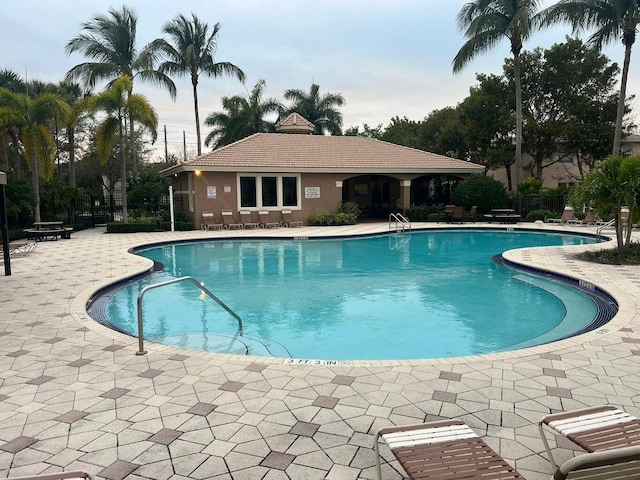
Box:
(389, 213, 411, 232)
(596, 218, 615, 240)
(136, 276, 243, 355)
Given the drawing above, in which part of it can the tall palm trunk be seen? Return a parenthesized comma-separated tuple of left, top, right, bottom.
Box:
(192, 77, 201, 157)
(129, 116, 137, 178)
(119, 112, 128, 223)
(68, 126, 76, 187)
(0, 132, 8, 171)
(28, 131, 41, 223)
(612, 40, 634, 155)
(514, 53, 523, 191)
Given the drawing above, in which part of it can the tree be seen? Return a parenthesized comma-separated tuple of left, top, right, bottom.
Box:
(283, 83, 345, 135)
(452, 174, 508, 212)
(570, 155, 640, 248)
(0, 88, 70, 222)
(453, 0, 544, 191)
(505, 37, 620, 179)
(0, 69, 26, 171)
(204, 79, 282, 148)
(66, 5, 175, 176)
(151, 14, 245, 156)
(88, 76, 157, 223)
(381, 116, 423, 149)
(344, 123, 384, 139)
(457, 73, 516, 187)
(542, 0, 640, 156)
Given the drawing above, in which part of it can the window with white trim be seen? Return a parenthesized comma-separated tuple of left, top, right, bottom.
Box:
(238, 174, 300, 208)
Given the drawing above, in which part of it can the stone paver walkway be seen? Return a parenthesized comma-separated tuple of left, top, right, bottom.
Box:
(1, 223, 639, 480)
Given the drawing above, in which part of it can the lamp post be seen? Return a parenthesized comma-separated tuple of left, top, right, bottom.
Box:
(0, 171, 10, 276)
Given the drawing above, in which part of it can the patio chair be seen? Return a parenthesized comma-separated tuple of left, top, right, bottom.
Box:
(464, 205, 477, 222)
(259, 210, 280, 228)
(538, 404, 640, 469)
(201, 211, 223, 231)
(547, 205, 578, 224)
(221, 211, 243, 230)
(375, 419, 640, 480)
(240, 210, 260, 229)
(451, 205, 464, 223)
(1, 241, 37, 256)
(281, 209, 303, 227)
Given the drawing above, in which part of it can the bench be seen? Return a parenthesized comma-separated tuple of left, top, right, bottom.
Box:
(24, 227, 73, 241)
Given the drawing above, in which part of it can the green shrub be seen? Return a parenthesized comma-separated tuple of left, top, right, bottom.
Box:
(517, 178, 543, 195)
(339, 201, 361, 217)
(308, 213, 357, 226)
(427, 212, 447, 222)
(159, 221, 195, 231)
(451, 175, 508, 212)
(405, 205, 440, 221)
(526, 209, 559, 222)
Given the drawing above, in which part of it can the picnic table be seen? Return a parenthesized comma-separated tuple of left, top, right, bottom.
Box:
(484, 208, 521, 224)
(24, 221, 73, 241)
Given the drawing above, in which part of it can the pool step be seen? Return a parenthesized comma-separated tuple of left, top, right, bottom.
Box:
(158, 333, 291, 357)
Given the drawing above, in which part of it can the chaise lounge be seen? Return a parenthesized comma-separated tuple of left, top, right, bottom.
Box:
(374, 418, 640, 480)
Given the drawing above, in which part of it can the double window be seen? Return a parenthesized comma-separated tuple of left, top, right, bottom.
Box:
(239, 174, 300, 209)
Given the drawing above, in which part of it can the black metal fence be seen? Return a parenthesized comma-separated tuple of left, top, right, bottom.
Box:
(513, 194, 568, 219)
(71, 193, 182, 227)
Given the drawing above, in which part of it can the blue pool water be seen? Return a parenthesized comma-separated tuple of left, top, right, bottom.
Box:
(100, 230, 602, 360)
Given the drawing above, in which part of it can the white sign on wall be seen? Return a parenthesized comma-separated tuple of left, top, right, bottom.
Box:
(207, 186, 216, 199)
(305, 186, 320, 199)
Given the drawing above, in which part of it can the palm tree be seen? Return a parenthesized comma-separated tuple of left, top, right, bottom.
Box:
(0, 69, 26, 171)
(0, 88, 70, 222)
(283, 83, 345, 135)
(204, 79, 282, 148)
(55, 82, 91, 188)
(151, 14, 246, 156)
(65, 5, 175, 176)
(453, 0, 544, 191)
(542, 0, 640, 156)
(88, 76, 158, 223)
(571, 154, 640, 248)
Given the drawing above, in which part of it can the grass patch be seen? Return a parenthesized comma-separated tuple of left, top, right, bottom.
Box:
(577, 242, 640, 265)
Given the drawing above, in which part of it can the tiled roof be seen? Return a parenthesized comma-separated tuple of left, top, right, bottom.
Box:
(275, 113, 315, 133)
(165, 133, 484, 174)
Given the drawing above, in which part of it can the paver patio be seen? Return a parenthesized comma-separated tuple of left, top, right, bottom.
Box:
(0, 223, 638, 480)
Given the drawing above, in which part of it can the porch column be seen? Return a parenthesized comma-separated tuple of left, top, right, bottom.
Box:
(401, 180, 411, 210)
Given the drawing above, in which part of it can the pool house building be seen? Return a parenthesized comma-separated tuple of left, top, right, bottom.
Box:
(162, 113, 485, 228)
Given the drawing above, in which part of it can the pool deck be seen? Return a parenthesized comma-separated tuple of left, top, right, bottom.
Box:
(1, 222, 639, 480)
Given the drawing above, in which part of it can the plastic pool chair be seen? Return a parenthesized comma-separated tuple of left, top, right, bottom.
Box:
(259, 210, 280, 228)
(375, 419, 640, 480)
(374, 419, 523, 480)
(201, 211, 222, 230)
(221, 211, 243, 230)
(240, 210, 260, 229)
(538, 405, 640, 469)
(281, 209, 302, 227)
(547, 205, 578, 224)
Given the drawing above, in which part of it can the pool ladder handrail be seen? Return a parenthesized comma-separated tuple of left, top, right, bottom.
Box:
(389, 213, 411, 232)
(136, 276, 243, 355)
(595, 218, 615, 240)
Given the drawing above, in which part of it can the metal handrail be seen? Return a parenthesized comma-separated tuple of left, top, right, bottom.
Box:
(596, 218, 615, 240)
(389, 213, 411, 232)
(136, 276, 243, 355)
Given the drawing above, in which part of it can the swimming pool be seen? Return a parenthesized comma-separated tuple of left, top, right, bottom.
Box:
(93, 230, 612, 361)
